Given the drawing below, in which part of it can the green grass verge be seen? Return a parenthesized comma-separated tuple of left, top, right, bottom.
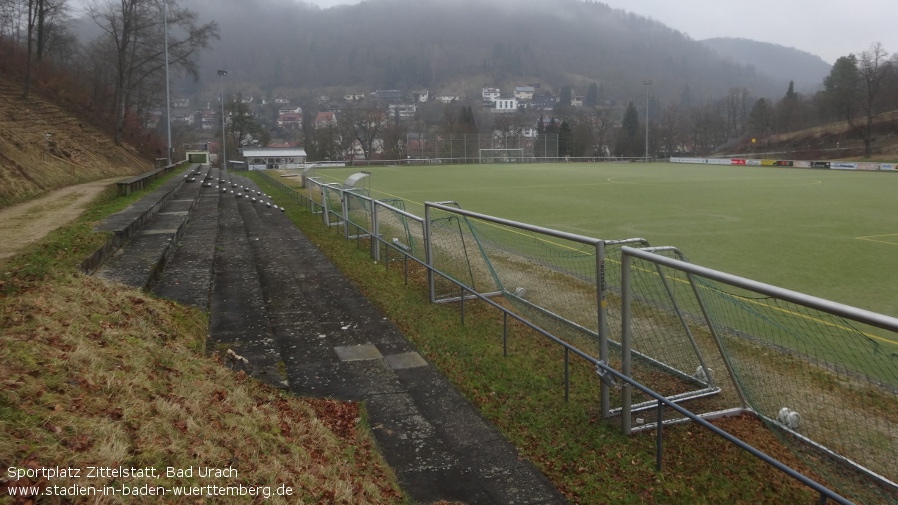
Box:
(251, 172, 830, 504)
(0, 172, 404, 504)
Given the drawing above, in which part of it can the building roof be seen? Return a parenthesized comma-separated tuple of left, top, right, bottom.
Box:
(242, 147, 308, 157)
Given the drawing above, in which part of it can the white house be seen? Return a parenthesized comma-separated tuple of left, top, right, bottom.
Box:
(388, 104, 417, 118)
(493, 97, 518, 113)
(482, 87, 501, 103)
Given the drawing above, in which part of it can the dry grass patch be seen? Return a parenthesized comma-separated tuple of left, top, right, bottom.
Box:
(0, 274, 403, 504)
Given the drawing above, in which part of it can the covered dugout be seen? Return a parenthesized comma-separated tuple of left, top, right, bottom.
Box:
(242, 147, 308, 170)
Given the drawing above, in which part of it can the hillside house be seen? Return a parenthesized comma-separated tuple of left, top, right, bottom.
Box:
(388, 104, 417, 119)
(436, 94, 460, 103)
(514, 86, 535, 100)
(277, 111, 303, 129)
(201, 109, 217, 130)
(373, 89, 403, 101)
(482, 87, 501, 103)
(532, 93, 557, 110)
(171, 108, 193, 126)
(315, 111, 338, 129)
(414, 89, 429, 102)
(493, 97, 518, 113)
(343, 93, 366, 101)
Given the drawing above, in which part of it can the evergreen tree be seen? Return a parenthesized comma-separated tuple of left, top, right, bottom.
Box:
(785, 80, 797, 100)
(777, 80, 802, 132)
(559, 85, 572, 106)
(461, 106, 478, 133)
(585, 82, 599, 107)
(748, 98, 772, 135)
(558, 120, 572, 157)
(615, 101, 641, 157)
(621, 101, 639, 137)
(823, 55, 860, 122)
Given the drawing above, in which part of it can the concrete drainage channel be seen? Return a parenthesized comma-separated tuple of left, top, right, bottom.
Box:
(87, 168, 568, 505)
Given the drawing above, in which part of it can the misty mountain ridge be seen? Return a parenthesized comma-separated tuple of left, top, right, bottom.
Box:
(167, 0, 829, 104)
(700, 37, 831, 93)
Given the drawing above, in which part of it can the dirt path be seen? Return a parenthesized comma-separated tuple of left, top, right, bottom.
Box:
(0, 178, 123, 264)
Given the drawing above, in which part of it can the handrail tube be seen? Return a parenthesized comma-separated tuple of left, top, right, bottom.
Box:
(389, 233, 853, 504)
(622, 247, 898, 333)
(375, 200, 426, 223)
(426, 201, 603, 246)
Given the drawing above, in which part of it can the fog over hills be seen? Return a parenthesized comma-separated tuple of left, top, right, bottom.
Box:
(700, 37, 832, 93)
(168, 0, 824, 103)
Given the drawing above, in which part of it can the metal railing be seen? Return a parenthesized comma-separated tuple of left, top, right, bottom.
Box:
(252, 170, 856, 504)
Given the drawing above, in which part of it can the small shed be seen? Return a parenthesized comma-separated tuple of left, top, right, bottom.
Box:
(242, 147, 308, 170)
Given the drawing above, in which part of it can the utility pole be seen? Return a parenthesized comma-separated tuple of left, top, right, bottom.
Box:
(643, 80, 652, 162)
(218, 69, 228, 169)
(163, 0, 172, 164)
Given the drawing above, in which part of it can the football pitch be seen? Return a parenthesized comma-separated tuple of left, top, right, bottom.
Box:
(306, 161, 898, 344)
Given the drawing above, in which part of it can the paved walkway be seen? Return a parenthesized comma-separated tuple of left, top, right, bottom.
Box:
(96, 168, 567, 505)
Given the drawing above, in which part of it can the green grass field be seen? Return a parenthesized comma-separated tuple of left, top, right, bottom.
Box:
(306, 161, 898, 346)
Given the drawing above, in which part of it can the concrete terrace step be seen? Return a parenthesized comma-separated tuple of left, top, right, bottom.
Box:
(96, 169, 567, 504)
(211, 175, 566, 505)
(151, 182, 221, 308)
(204, 174, 285, 388)
(91, 164, 209, 290)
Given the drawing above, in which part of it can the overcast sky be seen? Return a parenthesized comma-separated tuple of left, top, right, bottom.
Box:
(310, 0, 898, 64)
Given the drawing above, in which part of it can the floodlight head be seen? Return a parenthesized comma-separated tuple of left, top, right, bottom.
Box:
(217, 69, 228, 77)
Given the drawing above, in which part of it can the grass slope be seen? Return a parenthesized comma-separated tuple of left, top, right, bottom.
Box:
(0, 180, 404, 504)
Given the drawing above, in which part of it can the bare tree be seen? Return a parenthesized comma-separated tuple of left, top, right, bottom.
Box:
(824, 43, 895, 157)
(22, 0, 36, 97)
(88, 0, 218, 144)
(224, 96, 269, 158)
(382, 122, 408, 160)
(855, 43, 894, 157)
(339, 105, 388, 160)
(658, 104, 681, 157)
(724, 87, 752, 139)
(590, 107, 616, 157)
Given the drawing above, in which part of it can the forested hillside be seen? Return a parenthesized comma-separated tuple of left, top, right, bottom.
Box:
(701, 37, 832, 92)
(184, 0, 787, 103)
(5, 0, 896, 163)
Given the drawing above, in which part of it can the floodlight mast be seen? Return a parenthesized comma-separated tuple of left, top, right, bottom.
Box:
(643, 80, 652, 162)
(218, 69, 228, 169)
(163, 0, 172, 165)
